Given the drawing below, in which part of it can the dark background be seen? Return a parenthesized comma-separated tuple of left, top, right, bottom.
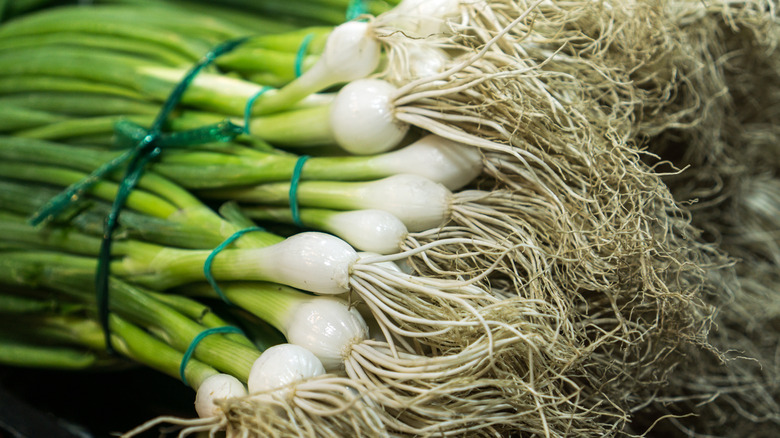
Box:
(0, 366, 195, 438)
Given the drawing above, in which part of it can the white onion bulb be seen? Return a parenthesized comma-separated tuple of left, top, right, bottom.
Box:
(247, 344, 326, 394)
(252, 232, 359, 294)
(380, 0, 461, 38)
(194, 374, 247, 418)
(372, 134, 482, 190)
(348, 174, 452, 232)
(325, 210, 408, 254)
(405, 43, 449, 79)
(330, 79, 409, 155)
(300, 21, 381, 88)
(283, 297, 368, 371)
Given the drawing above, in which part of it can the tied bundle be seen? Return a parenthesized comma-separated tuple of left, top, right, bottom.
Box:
(0, 0, 776, 437)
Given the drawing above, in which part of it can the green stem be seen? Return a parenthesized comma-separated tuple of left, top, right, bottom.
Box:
(0, 160, 278, 253)
(0, 46, 162, 93)
(145, 291, 256, 349)
(0, 6, 236, 55)
(0, 161, 181, 220)
(0, 293, 58, 315)
(0, 179, 227, 249)
(0, 311, 220, 388)
(0, 46, 266, 116)
(211, 0, 347, 26)
(0, 314, 108, 350)
(0, 251, 261, 381)
(182, 282, 309, 336)
(201, 179, 368, 211)
(0, 209, 284, 285)
(237, 27, 331, 53)
(11, 103, 335, 149)
(243, 206, 335, 231)
(0, 335, 113, 369)
(217, 47, 315, 81)
(0, 32, 195, 66)
(0, 211, 105, 256)
(109, 314, 218, 389)
(0, 92, 160, 117)
(246, 104, 334, 146)
(0, 104, 69, 132)
(127, 0, 298, 35)
(109, 241, 286, 290)
(0, 75, 145, 99)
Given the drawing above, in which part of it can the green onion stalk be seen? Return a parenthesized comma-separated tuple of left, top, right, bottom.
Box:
(0, 242, 353, 423)
(0, 251, 260, 379)
(0, 1, 386, 118)
(0, 217, 339, 422)
(98, 0, 400, 27)
(0, 307, 220, 393)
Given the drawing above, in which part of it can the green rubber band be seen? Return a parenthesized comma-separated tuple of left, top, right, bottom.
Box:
(179, 326, 244, 387)
(289, 155, 310, 227)
(243, 86, 272, 135)
(346, 0, 367, 21)
(294, 33, 315, 78)
(204, 226, 265, 304)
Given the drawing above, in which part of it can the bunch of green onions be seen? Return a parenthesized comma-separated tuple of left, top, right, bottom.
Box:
(0, 0, 564, 434)
(0, 0, 736, 436)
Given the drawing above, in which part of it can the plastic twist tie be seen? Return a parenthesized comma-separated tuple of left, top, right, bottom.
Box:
(294, 33, 315, 78)
(179, 326, 245, 387)
(243, 86, 272, 135)
(204, 226, 265, 305)
(346, 0, 368, 21)
(289, 155, 310, 227)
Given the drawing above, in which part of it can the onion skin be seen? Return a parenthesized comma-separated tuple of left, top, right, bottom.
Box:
(299, 21, 381, 90)
(253, 232, 359, 295)
(195, 374, 247, 418)
(284, 297, 368, 371)
(380, 0, 461, 38)
(326, 209, 408, 254)
(247, 344, 326, 394)
(371, 134, 482, 191)
(353, 174, 452, 232)
(330, 78, 409, 155)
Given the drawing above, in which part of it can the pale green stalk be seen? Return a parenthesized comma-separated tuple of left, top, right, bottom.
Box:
(201, 179, 371, 211)
(0, 251, 261, 381)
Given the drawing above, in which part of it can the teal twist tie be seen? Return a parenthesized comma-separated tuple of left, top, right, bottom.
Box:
(289, 155, 310, 227)
(29, 37, 251, 353)
(114, 119, 245, 149)
(243, 86, 272, 135)
(294, 33, 315, 78)
(179, 326, 244, 387)
(346, 0, 367, 21)
(204, 226, 265, 304)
